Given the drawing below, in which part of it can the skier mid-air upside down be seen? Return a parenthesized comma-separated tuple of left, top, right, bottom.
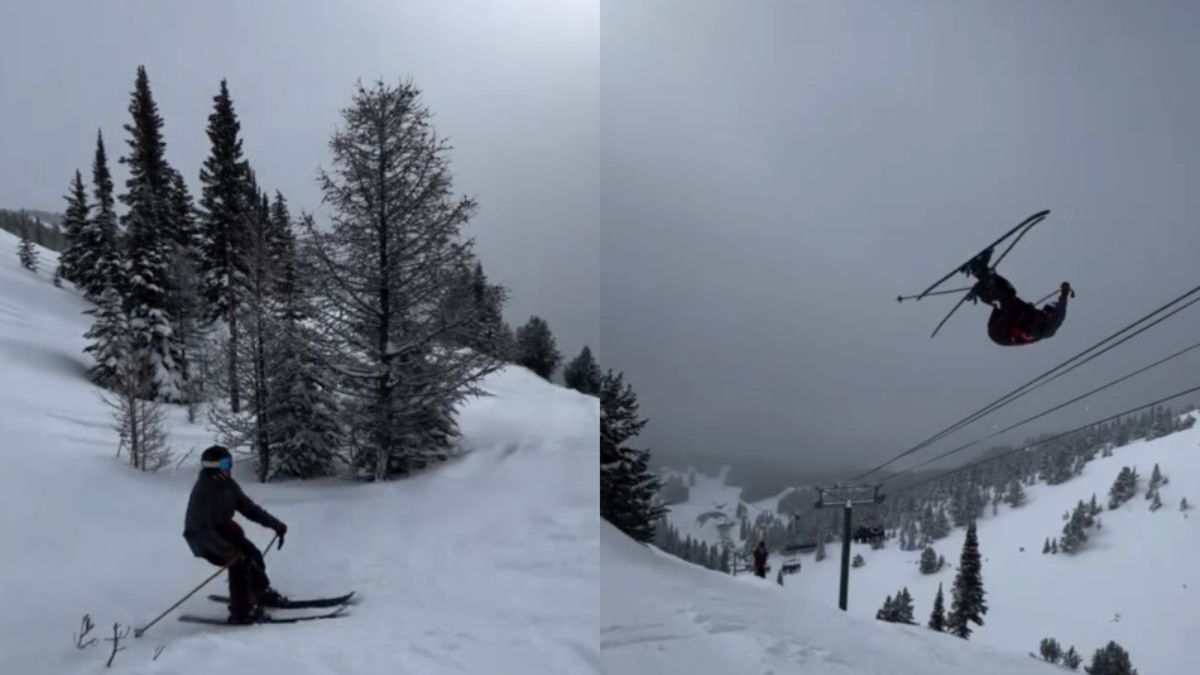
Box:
(964, 248, 1074, 346)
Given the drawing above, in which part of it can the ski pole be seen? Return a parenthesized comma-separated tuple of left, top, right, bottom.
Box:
(134, 563, 231, 638)
(897, 286, 973, 302)
(134, 534, 280, 638)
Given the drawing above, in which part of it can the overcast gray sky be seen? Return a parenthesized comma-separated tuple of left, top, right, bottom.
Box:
(0, 0, 597, 361)
(600, 0, 1200, 476)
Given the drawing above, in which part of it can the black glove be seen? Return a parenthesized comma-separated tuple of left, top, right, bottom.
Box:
(274, 522, 287, 549)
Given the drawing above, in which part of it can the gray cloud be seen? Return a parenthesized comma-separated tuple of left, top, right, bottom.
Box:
(600, 0, 1200, 476)
(0, 0, 597, 359)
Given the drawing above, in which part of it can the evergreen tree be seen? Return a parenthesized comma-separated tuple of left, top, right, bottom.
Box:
(84, 129, 123, 299)
(1051, 538, 1059, 554)
(600, 368, 666, 541)
(852, 553, 864, 568)
(1042, 537, 1050, 554)
(1060, 501, 1091, 554)
(1004, 478, 1026, 508)
(564, 345, 602, 395)
(928, 582, 946, 631)
(919, 546, 940, 574)
(1181, 497, 1190, 512)
(303, 80, 499, 479)
(17, 229, 37, 272)
(893, 587, 916, 624)
(82, 287, 129, 388)
(1084, 640, 1138, 675)
(1147, 463, 1163, 497)
(1108, 467, 1138, 509)
(57, 169, 90, 284)
(1040, 637, 1063, 663)
(1064, 646, 1083, 670)
(1149, 490, 1162, 512)
(166, 167, 203, 414)
(197, 78, 252, 412)
(515, 315, 562, 380)
(946, 521, 987, 639)
(875, 594, 896, 622)
(118, 65, 184, 401)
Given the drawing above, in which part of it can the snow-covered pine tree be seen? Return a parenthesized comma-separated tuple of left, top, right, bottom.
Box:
(1147, 463, 1163, 497)
(1042, 537, 1051, 554)
(852, 553, 864, 568)
(117, 65, 184, 401)
(1060, 500, 1091, 554)
(57, 169, 90, 285)
(946, 520, 987, 639)
(920, 546, 940, 574)
(198, 78, 252, 413)
(564, 345, 602, 396)
(1109, 466, 1138, 509)
(18, 228, 37, 272)
(928, 582, 946, 631)
(894, 587, 916, 624)
(1084, 640, 1138, 675)
(600, 368, 666, 541)
(1063, 645, 1082, 670)
(875, 595, 896, 621)
(1051, 538, 1059, 554)
(1039, 637, 1062, 663)
(302, 80, 500, 480)
(1150, 490, 1162, 512)
(84, 130, 123, 300)
(165, 167, 204, 418)
(515, 315, 562, 380)
(83, 287, 129, 389)
(1182, 497, 1190, 511)
(1004, 478, 1026, 507)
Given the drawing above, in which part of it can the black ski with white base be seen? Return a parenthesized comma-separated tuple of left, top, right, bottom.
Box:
(207, 590, 356, 609)
(179, 604, 350, 626)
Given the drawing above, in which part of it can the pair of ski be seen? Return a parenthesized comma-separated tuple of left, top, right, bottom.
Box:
(897, 209, 1051, 338)
(178, 591, 356, 626)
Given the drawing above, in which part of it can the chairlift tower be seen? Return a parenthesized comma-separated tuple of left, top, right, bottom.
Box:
(814, 484, 885, 611)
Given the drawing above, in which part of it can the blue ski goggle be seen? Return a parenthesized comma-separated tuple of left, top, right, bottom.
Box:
(202, 457, 233, 471)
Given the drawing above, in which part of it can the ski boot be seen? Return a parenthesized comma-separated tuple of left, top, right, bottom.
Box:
(227, 604, 271, 625)
(259, 588, 290, 607)
(960, 246, 994, 279)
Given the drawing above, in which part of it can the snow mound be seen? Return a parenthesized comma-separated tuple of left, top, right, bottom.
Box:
(601, 520, 1058, 675)
(0, 229, 599, 674)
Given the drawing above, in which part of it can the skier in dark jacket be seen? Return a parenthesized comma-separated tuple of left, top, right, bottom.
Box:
(753, 541, 768, 578)
(966, 252, 1073, 346)
(183, 445, 289, 623)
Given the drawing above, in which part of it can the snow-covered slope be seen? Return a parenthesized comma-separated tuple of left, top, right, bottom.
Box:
(601, 520, 1059, 675)
(784, 427, 1199, 675)
(0, 230, 599, 674)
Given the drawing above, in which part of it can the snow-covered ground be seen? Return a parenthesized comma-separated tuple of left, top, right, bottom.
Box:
(601, 520, 1060, 675)
(662, 423, 1199, 674)
(783, 427, 1198, 675)
(0, 230, 599, 674)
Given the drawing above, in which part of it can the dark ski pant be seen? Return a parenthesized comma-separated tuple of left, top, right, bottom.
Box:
(200, 534, 271, 618)
(974, 272, 1067, 345)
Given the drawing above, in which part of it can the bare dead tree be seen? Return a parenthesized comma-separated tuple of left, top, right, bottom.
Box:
(153, 644, 166, 661)
(101, 347, 174, 471)
(104, 623, 129, 668)
(73, 613, 97, 649)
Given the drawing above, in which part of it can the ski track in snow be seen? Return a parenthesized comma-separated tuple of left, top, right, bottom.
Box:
(0, 231, 599, 675)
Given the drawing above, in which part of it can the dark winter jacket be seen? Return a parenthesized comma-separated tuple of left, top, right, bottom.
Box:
(753, 545, 768, 568)
(183, 469, 284, 562)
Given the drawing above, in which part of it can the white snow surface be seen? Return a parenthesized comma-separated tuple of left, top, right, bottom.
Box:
(663, 424, 1200, 674)
(781, 427, 1200, 675)
(0, 230, 599, 674)
(601, 520, 1060, 675)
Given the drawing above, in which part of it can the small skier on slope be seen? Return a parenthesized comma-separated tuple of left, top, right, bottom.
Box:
(753, 541, 768, 578)
(183, 445, 289, 624)
(965, 249, 1074, 346)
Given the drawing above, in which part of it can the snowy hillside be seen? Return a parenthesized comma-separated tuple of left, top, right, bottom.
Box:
(661, 422, 1199, 674)
(601, 520, 1059, 675)
(0, 230, 599, 674)
(783, 426, 1198, 675)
